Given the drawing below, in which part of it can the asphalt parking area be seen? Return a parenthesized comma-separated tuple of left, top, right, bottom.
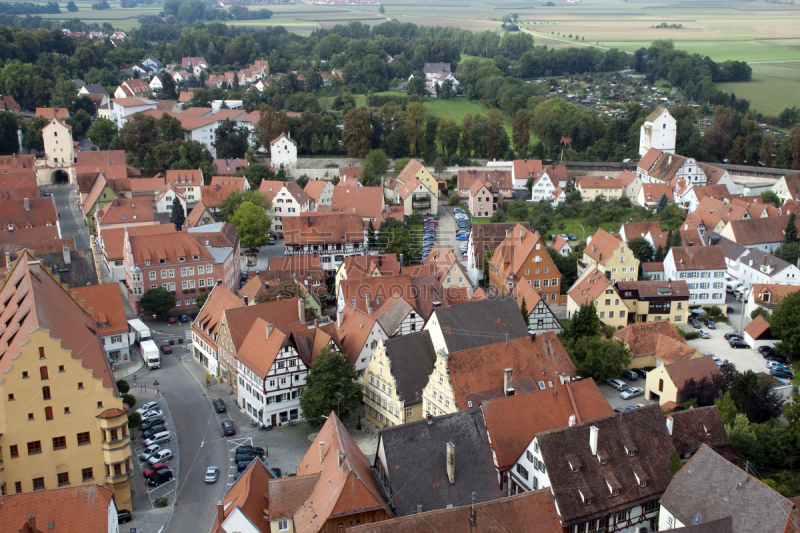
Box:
(685, 321, 766, 375)
(598, 380, 657, 411)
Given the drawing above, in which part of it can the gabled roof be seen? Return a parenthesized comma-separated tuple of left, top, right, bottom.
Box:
(70, 283, 127, 336)
(551, 234, 571, 252)
(637, 147, 663, 172)
(666, 355, 721, 392)
(661, 445, 798, 533)
(372, 296, 414, 336)
(568, 266, 615, 306)
(739, 247, 793, 276)
(0, 253, 116, 392)
(335, 304, 382, 365)
(621, 221, 662, 242)
(339, 274, 446, 318)
(655, 337, 699, 366)
(615, 279, 690, 299)
(396, 158, 425, 183)
(645, 105, 669, 123)
(347, 488, 562, 533)
(489, 224, 561, 281)
(127, 231, 212, 265)
(282, 413, 390, 532)
(99, 225, 175, 261)
(338, 254, 400, 278)
(283, 213, 364, 245)
(186, 200, 216, 228)
(744, 315, 773, 340)
(668, 406, 730, 456)
(35, 107, 68, 119)
(331, 186, 384, 219)
(727, 216, 791, 245)
(753, 283, 800, 306)
(213, 158, 249, 175)
(693, 184, 734, 203)
(646, 151, 692, 182)
(447, 332, 577, 410)
(537, 405, 676, 525)
(0, 197, 58, 228)
(457, 169, 512, 192)
(397, 176, 431, 201)
(639, 182, 673, 203)
(0, 485, 114, 533)
(512, 277, 542, 315)
(76, 150, 126, 166)
(199, 184, 238, 208)
(270, 132, 296, 146)
(482, 379, 614, 471)
(381, 330, 436, 406)
(613, 320, 684, 358)
(237, 318, 289, 378)
(209, 175, 247, 191)
(302, 179, 331, 203)
(618, 168, 639, 186)
(431, 296, 530, 354)
(668, 246, 726, 271)
(192, 283, 244, 348)
(583, 228, 622, 266)
(378, 408, 498, 517)
(96, 197, 154, 225)
(576, 176, 623, 189)
(468, 222, 531, 270)
(211, 457, 274, 533)
(699, 163, 730, 185)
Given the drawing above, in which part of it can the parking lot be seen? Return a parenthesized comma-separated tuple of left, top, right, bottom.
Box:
(598, 378, 658, 411)
(686, 320, 769, 375)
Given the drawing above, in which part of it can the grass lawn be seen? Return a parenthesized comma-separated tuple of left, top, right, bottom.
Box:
(716, 62, 800, 115)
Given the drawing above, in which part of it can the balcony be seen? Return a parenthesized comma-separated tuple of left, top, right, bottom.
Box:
(412, 195, 431, 207)
(754, 297, 778, 310)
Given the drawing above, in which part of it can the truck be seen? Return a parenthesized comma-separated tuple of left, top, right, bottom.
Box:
(128, 319, 152, 344)
(140, 340, 161, 370)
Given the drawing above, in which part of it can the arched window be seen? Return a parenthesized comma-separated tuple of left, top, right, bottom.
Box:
(44, 406, 53, 420)
(42, 386, 51, 400)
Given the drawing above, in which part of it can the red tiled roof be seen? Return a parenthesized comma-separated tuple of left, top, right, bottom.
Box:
(96, 197, 155, 225)
(211, 459, 274, 532)
(666, 356, 721, 391)
(482, 379, 614, 471)
(637, 147, 662, 172)
(668, 246, 726, 270)
(209, 176, 247, 191)
(193, 284, 244, 349)
(457, 169, 512, 192)
(0, 197, 58, 229)
(613, 320, 684, 358)
(35, 107, 68, 119)
(127, 231, 211, 265)
(744, 315, 771, 339)
(577, 176, 623, 189)
(568, 266, 614, 305)
(100, 225, 175, 261)
(583, 227, 622, 266)
(199, 184, 238, 208)
(283, 213, 365, 246)
(76, 150, 126, 166)
(0, 485, 114, 533)
(331, 186, 384, 219)
(71, 283, 129, 336)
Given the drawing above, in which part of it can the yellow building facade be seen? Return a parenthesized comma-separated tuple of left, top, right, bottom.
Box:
(397, 159, 440, 198)
(0, 255, 132, 507)
(363, 340, 426, 427)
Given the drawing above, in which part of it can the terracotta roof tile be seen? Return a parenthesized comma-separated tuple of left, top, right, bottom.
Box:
(259, 180, 311, 206)
(186, 200, 216, 228)
(99, 225, 174, 261)
(457, 169, 512, 192)
(583, 228, 622, 266)
(576, 176, 623, 189)
(166, 169, 203, 184)
(489, 224, 561, 280)
(339, 275, 445, 318)
(96, 197, 155, 225)
(615, 279, 690, 299)
(482, 379, 614, 471)
(0, 154, 35, 169)
(331, 186, 384, 218)
(213, 158, 249, 175)
(694, 185, 734, 203)
(668, 246, 726, 270)
(655, 335, 700, 365)
(199, 184, 238, 208)
(283, 213, 365, 246)
(76, 150, 126, 166)
(613, 320, 684, 358)
(468, 222, 531, 270)
(71, 283, 129, 336)
(753, 283, 800, 307)
(0, 226, 60, 245)
(223, 299, 306, 353)
(335, 304, 382, 365)
(568, 266, 614, 305)
(618, 169, 639, 186)
(268, 473, 320, 520)
(637, 147, 662, 172)
(727, 216, 790, 245)
(302, 179, 331, 203)
(0, 485, 114, 533)
(668, 406, 729, 455)
(447, 332, 577, 410)
(0, 170, 39, 201)
(551, 234, 570, 252)
(127, 231, 211, 265)
(744, 314, 772, 339)
(211, 458, 274, 532)
(0, 197, 58, 229)
(192, 283, 244, 348)
(35, 107, 68, 119)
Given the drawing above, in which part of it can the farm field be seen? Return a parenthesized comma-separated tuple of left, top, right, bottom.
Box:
(716, 62, 800, 115)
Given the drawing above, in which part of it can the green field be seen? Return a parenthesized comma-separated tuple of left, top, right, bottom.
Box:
(717, 62, 800, 115)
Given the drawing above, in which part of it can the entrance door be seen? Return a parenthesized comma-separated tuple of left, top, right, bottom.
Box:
(271, 414, 277, 426)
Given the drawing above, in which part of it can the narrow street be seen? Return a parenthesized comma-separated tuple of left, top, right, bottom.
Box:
(48, 182, 90, 250)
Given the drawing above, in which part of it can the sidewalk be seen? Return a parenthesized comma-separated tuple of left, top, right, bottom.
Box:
(114, 358, 145, 380)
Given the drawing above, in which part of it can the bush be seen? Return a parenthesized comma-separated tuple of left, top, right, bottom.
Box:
(155, 497, 168, 507)
(705, 305, 724, 317)
(680, 330, 701, 340)
(116, 379, 130, 394)
(601, 324, 617, 339)
(712, 315, 730, 324)
(128, 412, 141, 429)
(448, 194, 460, 206)
(122, 394, 136, 408)
(751, 307, 770, 320)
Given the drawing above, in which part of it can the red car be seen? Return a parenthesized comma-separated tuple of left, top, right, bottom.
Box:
(160, 345, 172, 354)
(143, 463, 169, 477)
(168, 317, 177, 324)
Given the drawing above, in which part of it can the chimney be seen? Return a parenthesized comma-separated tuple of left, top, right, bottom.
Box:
(337, 310, 343, 328)
(216, 502, 224, 524)
(314, 318, 319, 328)
(307, 215, 311, 227)
(28, 517, 36, 532)
(427, 413, 433, 424)
(503, 368, 513, 395)
(243, 296, 249, 306)
(446, 442, 455, 485)
(589, 426, 599, 456)
(298, 297, 305, 323)
(338, 450, 344, 468)
(62, 244, 71, 265)
(366, 293, 372, 315)
(319, 441, 326, 464)
(399, 254, 403, 272)
(266, 323, 273, 338)
(666, 415, 674, 436)
(530, 332, 536, 343)
(592, 244, 596, 254)
(23, 198, 29, 211)
(569, 415, 576, 427)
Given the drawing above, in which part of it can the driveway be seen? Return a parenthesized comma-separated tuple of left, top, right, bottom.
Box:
(598, 380, 657, 411)
(242, 240, 286, 273)
(436, 205, 468, 260)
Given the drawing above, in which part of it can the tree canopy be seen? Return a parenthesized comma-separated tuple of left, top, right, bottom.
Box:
(140, 287, 175, 315)
(298, 347, 362, 428)
(230, 201, 271, 249)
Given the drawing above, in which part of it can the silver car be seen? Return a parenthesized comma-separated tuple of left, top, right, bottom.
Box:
(620, 387, 644, 400)
(205, 466, 219, 483)
(605, 378, 627, 391)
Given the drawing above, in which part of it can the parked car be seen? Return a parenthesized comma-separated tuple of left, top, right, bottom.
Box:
(142, 425, 167, 440)
(767, 354, 789, 365)
(235, 452, 258, 463)
(620, 387, 644, 400)
(237, 460, 254, 472)
(268, 237, 276, 245)
(245, 247, 260, 254)
(621, 369, 639, 381)
(758, 346, 775, 354)
(767, 360, 790, 369)
(140, 418, 165, 431)
(43, 190, 52, 197)
(139, 444, 161, 461)
(118, 510, 133, 524)
(730, 340, 751, 349)
(236, 445, 265, 457)
(222, 421, 236, 436)
(136, 402, 160, 415)
(148, 449, 173, 465)
(704, 318, 716, 329)
(605, 378, 627, 391)
(205, 466, 219, 483)
(141, 409, 164, 420)
(270, 468, 282, 478)
(143, 462, 169, 477)
(724, 332, 743, 341)
(180, 314, 189, 322)
(212, 399, 226, 413)
(233, 471, 244, 481)
(690, 318, 702, 329)
(632, 368, 648, 379)
(168, 317, 177, 324)
(771, 369, 795, 380)
(699, 330, 710, 339)
(144, 431, 171, 447)
(160, 344, 172, 354)
(146, 469, 173, 486)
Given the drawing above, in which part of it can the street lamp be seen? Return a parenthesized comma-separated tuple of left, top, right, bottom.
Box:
(579, 224, 585, 242)
(739, 286, 752, 335)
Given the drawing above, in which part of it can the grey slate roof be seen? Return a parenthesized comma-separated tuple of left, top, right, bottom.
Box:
(375, 298, 413, 335)
(39, 250, 99, 289)
(433, 296, 529, 353)
(661, 445, 796, 533)
(708, 234, 747, 262)
(674, 517, 733, 533)
(739, 247, 793, 276)
(377, 408, 498, 517)
(82, 84, 109, 96)
(204, 245, 233, 264)
(383, 331, 436, 407)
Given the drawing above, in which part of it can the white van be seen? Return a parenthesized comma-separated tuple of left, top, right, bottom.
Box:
(144, 431, 171, 447)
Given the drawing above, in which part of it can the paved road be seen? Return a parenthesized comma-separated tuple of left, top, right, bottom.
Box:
(127, 320, 231, 533)
(243, 240, 286, 273)
(47, 182, 90, 250)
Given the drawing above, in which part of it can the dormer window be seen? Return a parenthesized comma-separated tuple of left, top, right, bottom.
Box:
(160, 259, 166, 264)
(585, 497, 591, 505)
(601, 458, 607, 465)
(101, 322, 108, 328)
(145, 261, 151, 266)
(179, 257, 185, 262)
(573, 466, 579, 473)
(193, 255, 199, 260)
(613, 488, 619, 497)
(640, 480, 646, 488)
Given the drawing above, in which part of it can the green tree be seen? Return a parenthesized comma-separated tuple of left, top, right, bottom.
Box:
(67, 0, 78, 10)
(214, 119, 249, 160)
(393, 157, 411, 175)
(230, 201, 271, 249)
(433, 157, 447, 175)
(448, 194, 460, 206)
(116, 379, 131, 394)
(730, 370, 784, 423)
(363, 149, 389, 184)
(21, 116, 49, 153)
(628, 236, 655, 264)
(783, 213, 798, 244)
(660, 203, 686, 231)
(170, 197, 185, 230)
(341, 107, 372, 157)
(568, 303, 601, 340)
(156, 113, 186, 143)
(65, 109, 92, 140)
(407, 76, 427, 97)
(160, 73, 178, 100)
(218, 190, 272, 223)
(761, 190, 782, 207)
(714, 391, 738, 425)
(656, 193, 669, 213)
(50, 79, 77, 109)
(403, 102, 426, 155)
(195, 291, 211, 308)
(668, 451, 683, 475)
(366, 220, 377, 249)
(128, 412, 141, 429)
(140, 287, 176, 316)
(512, 109, 532, 153)
(298, 347, 362, 428)
(520, 297, 529, 327)
(750, 307, 770, 320)
(774, 242, 800, 266)
(86, 117, 117, 150)
(122, 394, 136, 409)
(768, 290, 800, 358)
(568, 337, 632, 381)
(379, 4, 385, 13)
